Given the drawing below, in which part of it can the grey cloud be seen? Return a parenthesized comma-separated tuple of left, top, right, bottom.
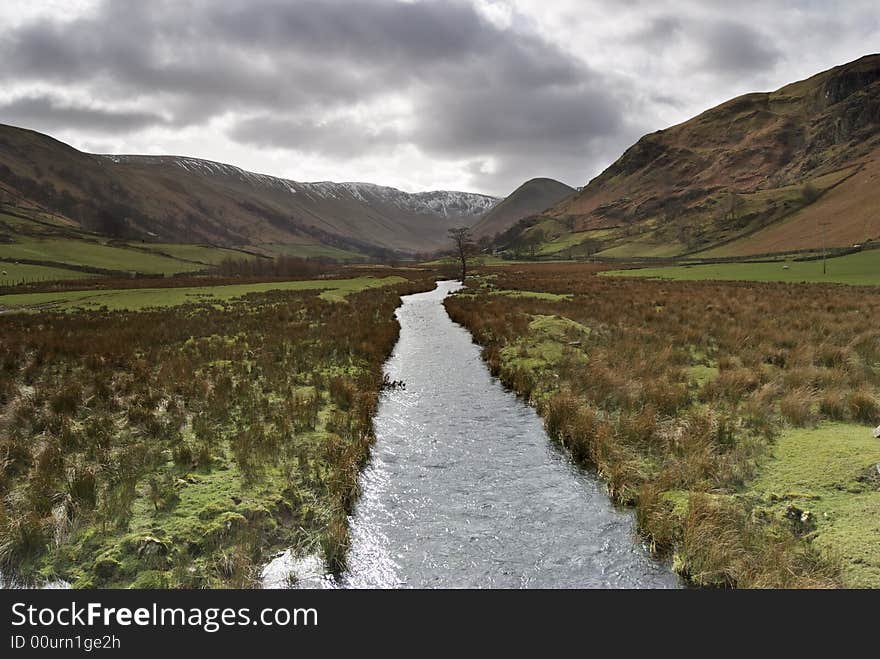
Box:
(1, 2, 387, 114)
(229, 116, 404, 158)
(636, 15, 684, 46)
(0, 94, 168, 133)
(417, 82, 623, 158)
(206, 0, 488, 63)
(0, 1, 584, 117)
(628, 13, 780, 75)
(698, 20, 782, 74)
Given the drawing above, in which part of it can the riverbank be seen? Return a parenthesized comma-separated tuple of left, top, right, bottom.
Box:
(0, 273, 432, 588)
(445, 263, 880, 587)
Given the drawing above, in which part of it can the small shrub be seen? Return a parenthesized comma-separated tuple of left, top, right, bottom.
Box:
(780, 388, 817, 427)
(846, 389, 880, 424)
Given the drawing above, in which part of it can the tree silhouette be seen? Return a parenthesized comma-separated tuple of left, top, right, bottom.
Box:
(448, 226, 475, 281)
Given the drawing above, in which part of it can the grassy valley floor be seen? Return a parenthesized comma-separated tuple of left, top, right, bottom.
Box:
(446, 263, 880, 587)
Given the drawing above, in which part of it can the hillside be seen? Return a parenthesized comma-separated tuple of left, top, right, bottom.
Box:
(472, 178, 575, 238)
(0, 125, 499, 256)
(500, 54, 880, 258)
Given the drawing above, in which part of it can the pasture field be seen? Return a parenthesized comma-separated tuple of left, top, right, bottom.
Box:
(1, 206, 268, 280)
(0, 209, 79, 233)
(0, 262, 100, 285)
(0, 276, 406, 312)
(605, 249, 880, 286)
(259, 243, 367, 262)
(594, 237, 683, 258)
(129, 243, 262, 266)
(537, 229, 614, 256)
(0, 272, 433, 588)
(447, 262, 880, 587)
(0, 238, 208, 275)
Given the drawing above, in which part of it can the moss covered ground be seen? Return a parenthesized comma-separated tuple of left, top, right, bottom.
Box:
(0, 273, 431, 588)
(744, 423, 880, 587)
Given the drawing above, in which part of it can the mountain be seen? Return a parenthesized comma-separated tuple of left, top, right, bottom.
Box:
(0, 125, 499, 255)
(501, 54, 880, 258)
(472, 178, 575, 238)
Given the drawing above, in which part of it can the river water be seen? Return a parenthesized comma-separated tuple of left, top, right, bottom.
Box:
(339, 281, 678, 588)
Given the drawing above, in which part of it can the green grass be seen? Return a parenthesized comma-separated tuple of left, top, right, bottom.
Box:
(71, 447, 292, 589)
(524, 217, 568, 239)
(499, 314, 589, 381)
(0, 212, 41, 232)
(0, 262, 100, 285)
(0, 210, 78, 233)
(422, 255, 517, 266)
(129, 243, 262, 266)
(596, 238, 684, 259)
(0, 238, 207, 275)
(744, 423, 880, 587)
(421, 254, 571, 267)
(537, 229, 613, 256)
(604, 250, 880, 286)
(488, 289, 571, 301)
(0, 276, 407, 312)
(260, 243, 367, 262)
(528, 314, 591, 341)
(688, 364, 719, 386)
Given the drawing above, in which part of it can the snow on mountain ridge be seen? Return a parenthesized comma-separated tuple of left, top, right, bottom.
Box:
(307, 181, 498, 217)
(98, 155, 500, 218)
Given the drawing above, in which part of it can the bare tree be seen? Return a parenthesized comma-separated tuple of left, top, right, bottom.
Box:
(448, 226, 475, 281)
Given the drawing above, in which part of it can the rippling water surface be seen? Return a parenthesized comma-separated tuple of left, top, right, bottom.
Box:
(341, 280, 678, 588)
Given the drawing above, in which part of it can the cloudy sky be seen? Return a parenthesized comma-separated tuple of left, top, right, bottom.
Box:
(0, 0, 877, 196)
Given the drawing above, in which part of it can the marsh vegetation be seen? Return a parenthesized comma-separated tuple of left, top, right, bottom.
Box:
(446, 263, 880, 587)
(0, 272, 431, 587)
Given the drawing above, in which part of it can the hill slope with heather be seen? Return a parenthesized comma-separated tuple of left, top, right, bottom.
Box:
(500, 54, 880, 258)
(0, 125, 499, 255)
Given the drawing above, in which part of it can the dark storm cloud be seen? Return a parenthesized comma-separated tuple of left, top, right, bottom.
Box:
(0, 94, 167, 133)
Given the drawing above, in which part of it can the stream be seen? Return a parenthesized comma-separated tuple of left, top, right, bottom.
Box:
(333, 280, 678, 588)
